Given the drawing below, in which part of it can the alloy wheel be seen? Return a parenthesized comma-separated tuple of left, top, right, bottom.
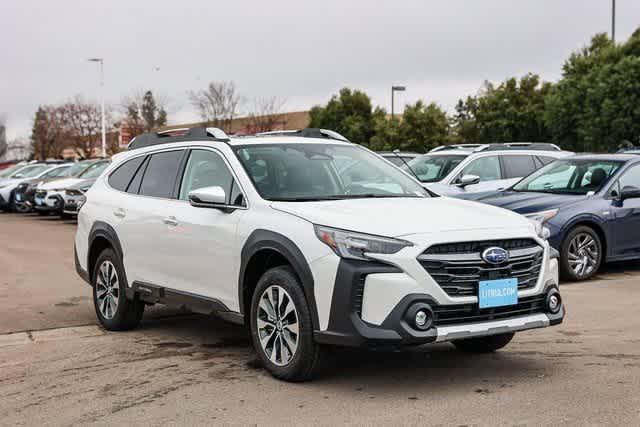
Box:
(95, 260, 119, 319)
(256, 285, 299, 366)
(567, 232, 599, 278)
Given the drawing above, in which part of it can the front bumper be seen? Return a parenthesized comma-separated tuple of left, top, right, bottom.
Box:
(314, 247, 563, 348)
(62, 194, 85, 215)
(34, 191, 63, 213)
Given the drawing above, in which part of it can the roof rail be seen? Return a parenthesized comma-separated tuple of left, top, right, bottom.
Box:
(254, 128, 350, 142)
(475, 142, 562, 152)
(128, 127, 229, 150)
(429, 144, 486, 153)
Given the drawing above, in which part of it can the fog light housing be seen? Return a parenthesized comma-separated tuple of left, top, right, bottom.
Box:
(415, 310, 428, 327)
(546, 289, 562, 314)
(405, 303, 434, 331)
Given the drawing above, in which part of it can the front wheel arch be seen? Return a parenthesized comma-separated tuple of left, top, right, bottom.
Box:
(239, 230, 319, 330)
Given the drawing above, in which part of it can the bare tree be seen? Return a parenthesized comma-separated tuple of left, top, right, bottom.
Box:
(30, 105, 68, 160)
(61, 97, 109, 158)
(188, 81, 243, 132)
(244, 97, 287, 134)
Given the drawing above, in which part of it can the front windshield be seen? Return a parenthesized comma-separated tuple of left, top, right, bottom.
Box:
(0, 164, 24, 178)
(78, 161, 109, 178)
(514, 159, 623, 195)
(65, 161, 93, 177)
(12, 164, 52, 178)
(402, 154, 467, 183)
(41, 165, 72, 178)
(234, 144, 428, 201)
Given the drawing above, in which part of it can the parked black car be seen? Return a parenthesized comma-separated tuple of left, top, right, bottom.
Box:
(475, 154, 640, 281)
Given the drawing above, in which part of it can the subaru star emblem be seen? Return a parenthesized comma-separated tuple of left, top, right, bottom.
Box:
(482, 247, 509, 265)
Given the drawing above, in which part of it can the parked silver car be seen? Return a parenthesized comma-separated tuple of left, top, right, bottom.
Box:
(402, 143, 572, 197)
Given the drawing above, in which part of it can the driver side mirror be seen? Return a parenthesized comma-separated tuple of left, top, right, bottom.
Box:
(621, 188, 640, 201)
(188, 186, 227, 208)
(457, 174, 480, 188)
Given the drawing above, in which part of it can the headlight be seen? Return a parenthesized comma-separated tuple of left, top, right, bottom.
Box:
(525, 209, 557, 240)
(525, 209, 558, 224)
(314, 225, 412, 261)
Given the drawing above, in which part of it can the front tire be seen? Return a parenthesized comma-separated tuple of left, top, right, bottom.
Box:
(92, 248, 144, 331)
(453, 332, 515, 352)
(249, 266, 324, 382)
(560, 225, 602, 281)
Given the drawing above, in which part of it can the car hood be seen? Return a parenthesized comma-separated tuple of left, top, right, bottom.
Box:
(423, 182, 460, 196)
(271, 197, 531, 238)
(475, 191, 586, 214)
(67, 178, 97, 191)
(37, 178, 84, 191)
(0, 178, 23, 188)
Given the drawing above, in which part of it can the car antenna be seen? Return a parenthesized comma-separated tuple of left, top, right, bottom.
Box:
(391, 149, 421, 181)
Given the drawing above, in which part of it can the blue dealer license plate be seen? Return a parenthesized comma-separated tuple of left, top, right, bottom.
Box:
(478, 278, 518, 308)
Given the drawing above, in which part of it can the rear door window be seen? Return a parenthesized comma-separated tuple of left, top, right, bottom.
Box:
(503, 155, 537, 179)
(139, 150, 185, 198)
(108, 157, 146, 192)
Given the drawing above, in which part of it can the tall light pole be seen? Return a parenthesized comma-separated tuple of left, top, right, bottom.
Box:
(611, 0, 616, 42)
(391, 85, 406, 119)
(88, 58, 106, 158)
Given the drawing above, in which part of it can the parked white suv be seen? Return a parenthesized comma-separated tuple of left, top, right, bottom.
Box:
(75, 128, 564, 381)
(403, 143, 573, 198)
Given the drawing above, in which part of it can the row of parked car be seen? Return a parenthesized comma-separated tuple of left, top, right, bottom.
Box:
(382, 144, 640, 281)
(0, 159, 110, 217)
(2, 138, 640, 286)
(4, 126, 635, 381)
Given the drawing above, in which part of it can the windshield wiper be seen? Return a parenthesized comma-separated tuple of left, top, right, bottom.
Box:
(270, 194, 420, 202)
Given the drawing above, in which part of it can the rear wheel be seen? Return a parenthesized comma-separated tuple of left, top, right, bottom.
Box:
(453, 332, 515, 352)
(249, 266, 324, 382)
(560, 226, 602, 281)
(92, 248, 144, 331)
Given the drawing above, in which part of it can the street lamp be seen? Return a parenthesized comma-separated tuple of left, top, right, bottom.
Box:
(88, 58, 106, 158)
(391, 85, 406, 119)
(611, 0, 616, 42)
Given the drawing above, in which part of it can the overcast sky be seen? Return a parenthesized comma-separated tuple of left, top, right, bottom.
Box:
(2, 0, 639, 139)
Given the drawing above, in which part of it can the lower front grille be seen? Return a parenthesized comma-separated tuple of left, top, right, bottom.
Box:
(433, 294, 547, 326)
(418, 239, 543, 297)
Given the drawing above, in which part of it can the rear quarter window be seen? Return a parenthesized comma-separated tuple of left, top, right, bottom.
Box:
(138, 150, 185, 198)
(108, 156, 146, 192)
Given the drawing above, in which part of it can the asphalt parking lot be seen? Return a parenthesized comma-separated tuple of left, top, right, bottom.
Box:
(1, 213, 639, 425)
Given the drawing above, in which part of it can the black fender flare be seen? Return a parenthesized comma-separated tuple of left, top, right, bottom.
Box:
(238, 229, 319, 329)
(87, 221, 126, 284)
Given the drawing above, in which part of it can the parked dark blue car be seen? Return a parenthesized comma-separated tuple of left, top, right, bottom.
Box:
(475, 154, 640, 281)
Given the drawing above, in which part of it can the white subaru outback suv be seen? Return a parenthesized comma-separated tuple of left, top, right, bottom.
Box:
(74, 127, 564, 381)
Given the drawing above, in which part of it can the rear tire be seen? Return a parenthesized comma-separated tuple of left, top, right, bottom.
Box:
(453, 332, 515, 353)
(92, 248, 144, 331)
(249, 266, 324, 382)
(560, 225, 602, 281)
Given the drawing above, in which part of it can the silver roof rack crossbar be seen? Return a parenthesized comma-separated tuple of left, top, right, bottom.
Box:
(128, 127, 230, 150)
(254, 128, 350, 142)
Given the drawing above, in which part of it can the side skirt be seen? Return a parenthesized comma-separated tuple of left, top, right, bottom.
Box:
(129, 281, 244, 325)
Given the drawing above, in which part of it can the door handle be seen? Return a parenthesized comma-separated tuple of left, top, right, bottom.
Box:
(163, 216, 179, 226)
(113, 208, 126, 218)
